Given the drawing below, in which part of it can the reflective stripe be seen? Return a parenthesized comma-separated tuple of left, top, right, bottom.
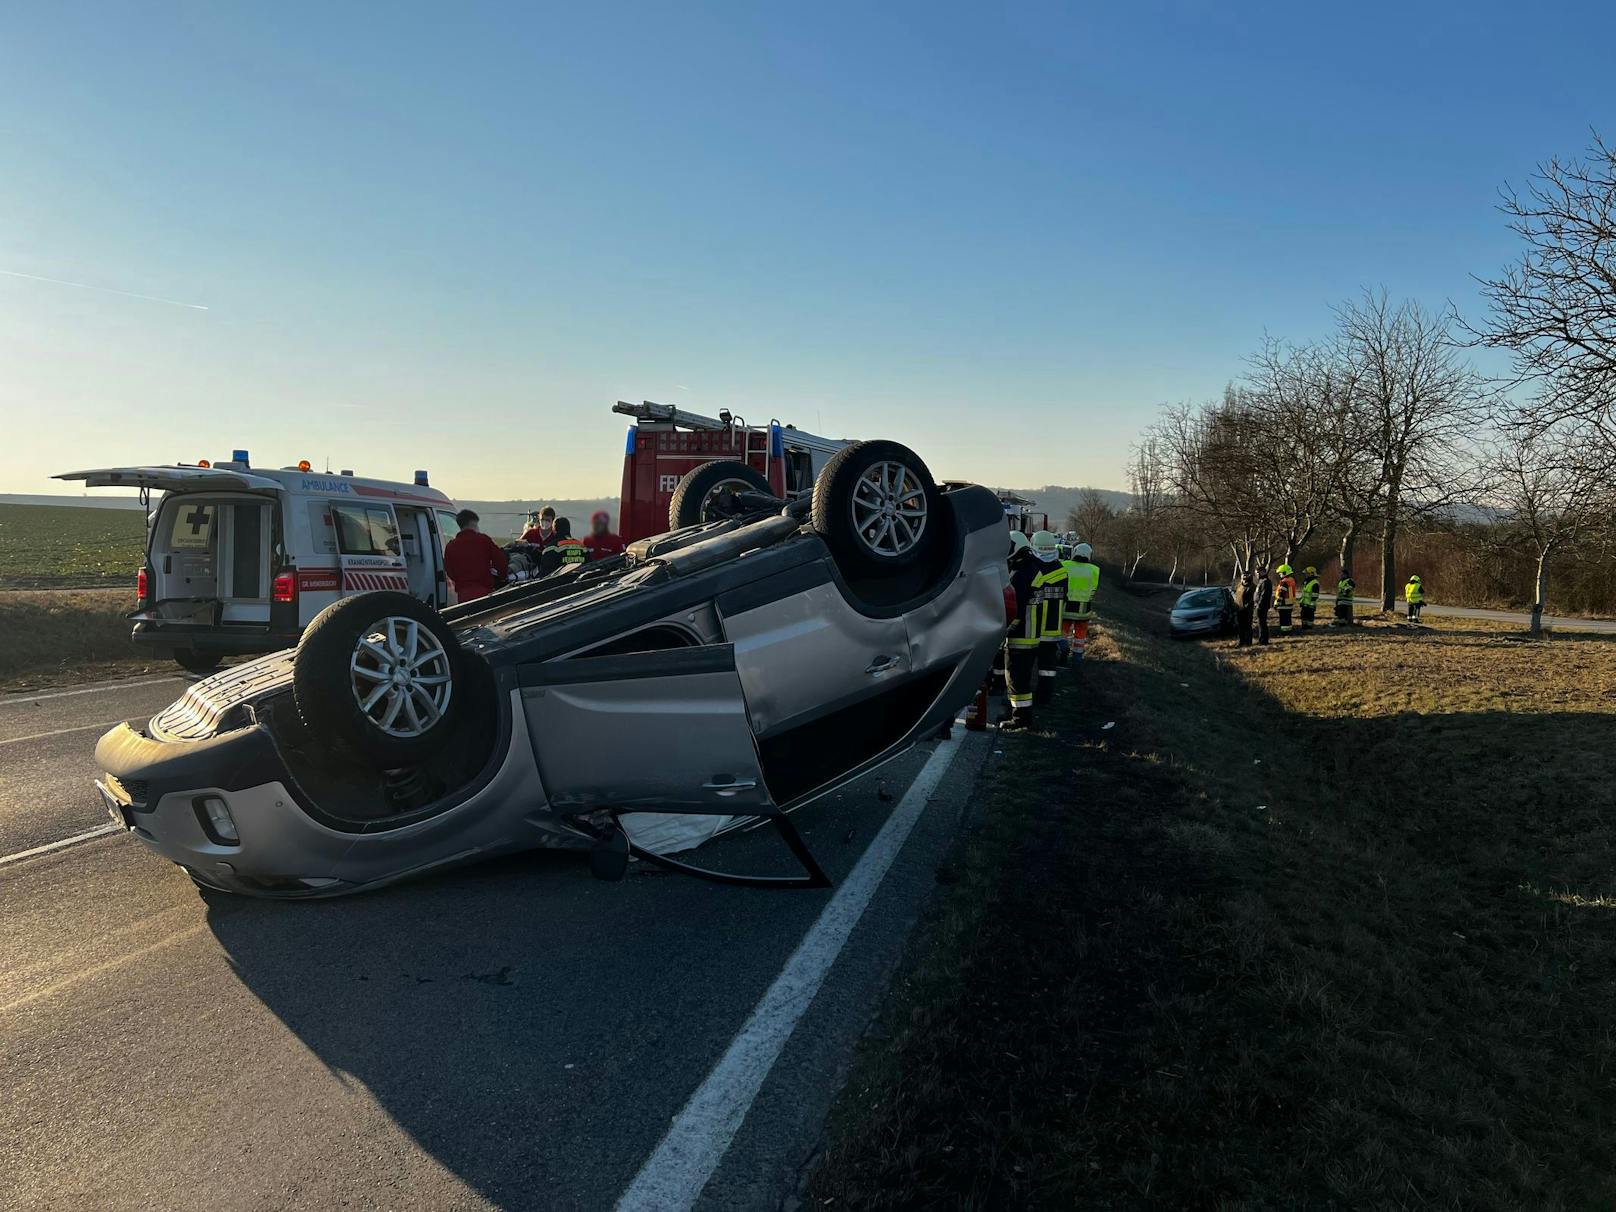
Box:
(1032, 566, 1068, 640)
(1007, 638, 1040, 649)
(1008, 693, 1034, 707)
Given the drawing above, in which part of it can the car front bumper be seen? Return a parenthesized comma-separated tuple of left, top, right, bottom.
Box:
(94, 690, 588, 898)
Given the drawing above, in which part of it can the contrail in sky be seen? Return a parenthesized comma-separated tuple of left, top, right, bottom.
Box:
(0, 268, 209, 311)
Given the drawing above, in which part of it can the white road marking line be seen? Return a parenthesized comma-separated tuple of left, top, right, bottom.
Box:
(0, 721, 118, 746)
(615, 734, 965, 1212)
(1, 924, 207, 1015)
(0, 823, 121, 867)
(0, 676, 182, 708)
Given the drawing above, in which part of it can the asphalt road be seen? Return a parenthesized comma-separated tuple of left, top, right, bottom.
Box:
(0, 676, 991, 1212)
(1355, 598, 1616, 632)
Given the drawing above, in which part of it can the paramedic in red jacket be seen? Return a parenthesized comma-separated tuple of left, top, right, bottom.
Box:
(583, 510, 627, 560)
(443, 509, 509, 601)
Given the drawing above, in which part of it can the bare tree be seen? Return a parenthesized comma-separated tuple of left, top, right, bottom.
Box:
(1151, 391, 1282, 576)
(1066, 488, 1117, 547)
(1244, 336, 1360, 565)
(1470, 134, 1616, 448)
(1337, 290, 1486, 610)
(1489, 421, 1608, 636)
(1112, 438, 1170, 579)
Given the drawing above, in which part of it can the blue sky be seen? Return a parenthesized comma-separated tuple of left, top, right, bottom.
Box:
(2, 1, 1611, 501)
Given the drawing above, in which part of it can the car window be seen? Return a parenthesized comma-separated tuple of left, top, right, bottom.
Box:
(1179, 589, 1225, 608)
(331, 503, 401, 556)
(436, 510, 460, 545)
(166, 499, 215, 551)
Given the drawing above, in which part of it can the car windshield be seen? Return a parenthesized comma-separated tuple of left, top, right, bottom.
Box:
(1177, 589, 1225, 609)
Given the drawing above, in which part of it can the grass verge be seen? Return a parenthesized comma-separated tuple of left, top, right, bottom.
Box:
(0, 591, 162, 692)
(806, 588, 1616, 1209)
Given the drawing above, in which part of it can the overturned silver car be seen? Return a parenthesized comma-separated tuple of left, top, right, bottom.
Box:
(91, 441, 1009, 897)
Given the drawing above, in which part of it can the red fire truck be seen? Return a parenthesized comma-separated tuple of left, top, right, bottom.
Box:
(998, 490, 1050, 535)
(615, 400, 848, 542)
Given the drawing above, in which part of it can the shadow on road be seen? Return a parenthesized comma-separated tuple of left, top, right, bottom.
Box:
(202, 823, 842, 1209)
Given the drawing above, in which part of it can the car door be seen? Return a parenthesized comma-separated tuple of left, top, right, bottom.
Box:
(718, 571, 928, 806)
(719, 574, 912, 740)
(518, 644, 772, 814)
(327, 501, 411, 594)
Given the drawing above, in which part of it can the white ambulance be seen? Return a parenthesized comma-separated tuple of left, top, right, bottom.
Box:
(57, 452, 460, 673)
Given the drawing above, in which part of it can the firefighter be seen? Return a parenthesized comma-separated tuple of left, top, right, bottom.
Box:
(584, 510, 627, 560)
(1001, 531, 1042, 730)
(1405, 574, 1425, 624)
(553, 517, 588, 568)
(1333, 569, 1356, 625)
(443, 509, 510, 602)
(1030, 531, 1066, 706)
(1062, 542, 1101, 664)
(1299, 566, 1321, 630)
(1275, 563, 1298, 635)
(1254, 564, 1274, 645)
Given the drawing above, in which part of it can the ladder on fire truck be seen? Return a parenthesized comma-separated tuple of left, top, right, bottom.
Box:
(613, 399, 772, 466)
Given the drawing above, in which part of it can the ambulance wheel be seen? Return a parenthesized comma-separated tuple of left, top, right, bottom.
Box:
(669, 460, 774, 530)
(811, 440, 943, 577)
(174, 651, 223, 676)
(293, 592, 463, 766)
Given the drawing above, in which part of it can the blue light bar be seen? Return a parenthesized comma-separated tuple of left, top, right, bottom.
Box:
(233, 449, 250, 466)
(624, 425, 636, 455)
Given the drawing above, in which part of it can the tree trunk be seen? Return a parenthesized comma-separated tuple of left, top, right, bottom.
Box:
(1379, 511, 1399, 613)
(1337, 520, 1358, 579)
(1531, 549, 1550, 638)
(1376, 478, 1402, 617)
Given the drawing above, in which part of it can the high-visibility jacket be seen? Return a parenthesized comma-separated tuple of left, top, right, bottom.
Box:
(1276, 574, 1298, 606)
(1063, 560, 1100, 618)
(557, 538, 588, 566)
(1033, 562, 1068, 641)
(1405, 579, 1424, 604)
(1299, 577, 1321, 607)
(1335, 577, 1355, 604)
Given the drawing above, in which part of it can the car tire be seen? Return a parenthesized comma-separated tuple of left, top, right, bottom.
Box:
(810, 440, 943, 577)
(668, 460, 775, 531)
(174, 651, 223, 676)
(293, 591, 463, 767)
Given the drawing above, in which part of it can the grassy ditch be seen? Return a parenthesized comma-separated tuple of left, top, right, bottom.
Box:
(807, 588, 1616, 1208)
(0, 590, 157, 691)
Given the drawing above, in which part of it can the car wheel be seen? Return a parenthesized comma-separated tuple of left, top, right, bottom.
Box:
(668, 460, 774, 530)
(810, 440, 943, 576)
(293, 591, 463, 766)
(174, 651, 223, 676)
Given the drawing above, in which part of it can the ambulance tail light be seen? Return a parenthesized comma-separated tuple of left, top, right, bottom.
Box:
(136, 565, 150, 607)
(272, 571, 297, 603)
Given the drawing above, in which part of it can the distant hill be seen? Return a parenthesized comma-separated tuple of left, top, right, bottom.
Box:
(991, 486, 1133, 526)
(1, 484, 1137, 540)
(0, 493, 145, 510)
